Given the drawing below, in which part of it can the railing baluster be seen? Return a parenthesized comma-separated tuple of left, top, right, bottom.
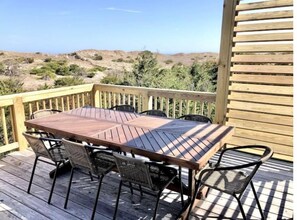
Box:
(49, 99, 53, 109)
(66, 96, 70, 110)
(1, 107, 9, 145)
(201, 102, 205, 115)
(179, 100, 183, 117)
(172, 99, 176, 118)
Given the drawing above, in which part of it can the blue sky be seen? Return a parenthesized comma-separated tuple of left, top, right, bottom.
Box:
(0, 0, 224, 54)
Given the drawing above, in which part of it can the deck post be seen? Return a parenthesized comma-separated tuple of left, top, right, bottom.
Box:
(92, 84, 100, 107)
(215, 0, 238, 124)
(12, 96, 27, 151)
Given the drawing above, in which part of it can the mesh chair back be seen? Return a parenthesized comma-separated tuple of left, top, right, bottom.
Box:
(110, 105, 136, 113)
(23, 132, 52, 159)
(113, 153, 154, 189)
(31, 109, 61, 119)
(62, 139, 94, 171)
(140, 110, 167, 117)
(178, 114, 212, 123)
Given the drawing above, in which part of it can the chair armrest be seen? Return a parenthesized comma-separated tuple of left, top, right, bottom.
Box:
(145, 161, 178, 176)
(216, 145, 273, 166)
(39, 137, 63, 149)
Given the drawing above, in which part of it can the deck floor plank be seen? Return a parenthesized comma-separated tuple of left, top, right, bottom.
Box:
(0, 149, 293, 220)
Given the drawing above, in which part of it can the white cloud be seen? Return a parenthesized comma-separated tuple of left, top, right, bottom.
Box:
(105, 7, 142, 14)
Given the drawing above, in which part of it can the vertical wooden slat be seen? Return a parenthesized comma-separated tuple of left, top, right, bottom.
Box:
(160, 97, 164, 111)
(61, 97, 65, 111)
(108, 92, 112, 108)
(103, 92, 106, 108)
(165, 98, 170, 117)
(207, 102, 212, 118)
(193, 101, 197, 114)
(172, 99, 176, 118)
(49, 99, 53, 109)
(28, 103, 32, 117)
(42, 100, 46, 109)
(154, 97, 158, 110)
(186, 100, 190, 114)
(35, 101, 39, 111)
(200, 102, 205, 115)
(1, 107, 9, 145)
(82, 94, 85, 106)
(128, 94, 131, 105)
(137, 95, 141, 112)
(66, 96, 70, 110)
(9, 106, 16, 142)
(55, 98, 58, 110)
(117, 93, 121, 105)
(133, 95, 136, 108)
(179, 100, 183, 117)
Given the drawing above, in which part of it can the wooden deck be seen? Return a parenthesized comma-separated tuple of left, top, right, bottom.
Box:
(0, 149, 293, 220)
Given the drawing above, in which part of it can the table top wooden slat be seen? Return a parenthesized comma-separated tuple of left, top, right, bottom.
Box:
(25, 107, 234, 170)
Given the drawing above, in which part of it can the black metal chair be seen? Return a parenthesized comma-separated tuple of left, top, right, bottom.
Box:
(186, 145, 273, 220)
(178, 114, 212, 123)
(30, 109, 62, 119)
(109, 104, 136, 113)
(23, 131, 68, 204)
(113, 153, 183, 220)
(140, 109, 167, 117)
(62, 139, 116, 220)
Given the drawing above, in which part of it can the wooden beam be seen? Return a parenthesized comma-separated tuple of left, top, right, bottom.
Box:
(215, 0, 238, 124)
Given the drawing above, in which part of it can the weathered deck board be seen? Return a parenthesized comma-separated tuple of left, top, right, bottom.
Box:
(0, 149, 293, 220)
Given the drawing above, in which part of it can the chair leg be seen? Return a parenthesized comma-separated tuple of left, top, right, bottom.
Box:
(48, 162, 61, 204)
(153, 191, 162, 220)
(250, 181, 265, 220)
(89, 171, 94, 181)
(113, 180, 123, 220)
(186, 180, 201, 220)
(179, 166, 184, 206)
(27, 156, 39, 194)
(234, 195, 247, 220)
(64, 167, 74, 209)
(91, 175, 104, 220)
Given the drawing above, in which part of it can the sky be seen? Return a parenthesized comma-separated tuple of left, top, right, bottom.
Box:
(0, 0, 224, 54)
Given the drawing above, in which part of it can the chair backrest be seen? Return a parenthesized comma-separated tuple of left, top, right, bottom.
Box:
(31, 109, 61, 119)
(109, 105, 136, 113)
(23, 131, 53, 159)
(178, 114, 212, 123)
(113, 153, 154, 189)
(140, 110, 167, 118)
(215, 145, 274, 191)
(62, 139, 94, 172)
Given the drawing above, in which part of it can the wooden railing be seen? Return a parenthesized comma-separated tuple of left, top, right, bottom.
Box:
(0, 83, 216, 155)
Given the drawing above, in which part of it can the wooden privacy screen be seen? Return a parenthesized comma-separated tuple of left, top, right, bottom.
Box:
(216, 0, 293, 161)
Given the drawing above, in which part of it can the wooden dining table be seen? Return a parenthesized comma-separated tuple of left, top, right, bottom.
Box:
(24, 107, 234, 217)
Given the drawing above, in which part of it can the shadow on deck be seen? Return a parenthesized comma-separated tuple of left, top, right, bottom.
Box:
(0, 149, 293, 220)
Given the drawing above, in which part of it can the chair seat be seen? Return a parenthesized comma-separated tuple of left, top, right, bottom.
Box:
(201, 169, 247, 195)
(147, 163, 177, 191)
(91, 151, 116, 175)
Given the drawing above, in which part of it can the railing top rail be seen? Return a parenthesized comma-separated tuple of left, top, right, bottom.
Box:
(0, 84, 93, 107)
(94, 83, 216, 101)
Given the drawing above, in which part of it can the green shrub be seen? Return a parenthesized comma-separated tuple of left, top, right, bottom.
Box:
(44, 58, 52, 62)
(35, 52, 41, 54)
(0, 52, 4, 56)
(0, 62, 5, 74)
(37, 83, 53, 90)
(26, 57, 34, 64)
(54, 76, 84, 87)
(164, 59, 173, 64)
(101, 74, 121, 84)
(93, 54, 103, 60)
(86, 72, 96, 78)
(89, 66, 107, 72)
(0, 78, 24, 95)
